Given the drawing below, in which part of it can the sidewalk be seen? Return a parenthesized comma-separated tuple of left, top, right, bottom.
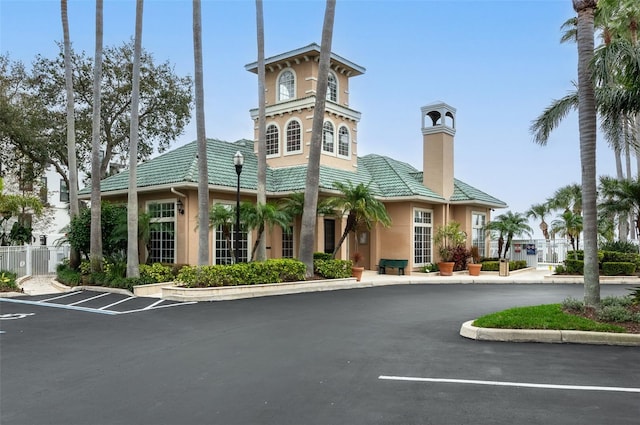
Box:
(4, 267, 638, 300)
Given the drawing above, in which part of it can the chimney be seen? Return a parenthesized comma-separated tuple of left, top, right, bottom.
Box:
(421, 102, 456, 199)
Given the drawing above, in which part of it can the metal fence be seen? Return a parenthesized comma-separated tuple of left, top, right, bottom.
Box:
(0, 245, 70, 277)
(489, 239, 579, 267)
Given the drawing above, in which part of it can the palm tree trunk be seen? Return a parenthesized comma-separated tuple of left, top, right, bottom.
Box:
(251, 225, 265, 261)
(89, 0, 104, 273)
(299, 0, 335, 277)
(61, 0, 81, 269)
(574, 0, 600, 307)
(127, 0, 143, 278)
(254, 0, 267, 262)
(193, 0, 210, 266)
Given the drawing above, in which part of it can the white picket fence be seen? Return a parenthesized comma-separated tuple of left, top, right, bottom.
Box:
(0, 245, 70, 277)
(489, 238, 579, 267)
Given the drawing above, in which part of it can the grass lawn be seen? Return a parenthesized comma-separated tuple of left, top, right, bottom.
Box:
(473, 304, 627, 333)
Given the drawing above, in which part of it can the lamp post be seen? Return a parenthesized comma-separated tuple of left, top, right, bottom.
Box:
(233, 151, 244, 263)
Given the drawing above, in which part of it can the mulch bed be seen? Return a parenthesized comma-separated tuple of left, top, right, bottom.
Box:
(565, 305, 640, 334)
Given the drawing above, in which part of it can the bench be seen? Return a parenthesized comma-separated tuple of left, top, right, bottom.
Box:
(378, 259, 408, 275)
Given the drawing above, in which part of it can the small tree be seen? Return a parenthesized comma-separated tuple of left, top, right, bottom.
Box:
(240, 201, 291, 261)
(324, 181, 391, 259)
(433, 221, 467, 265)
(486, 211, 533, 259)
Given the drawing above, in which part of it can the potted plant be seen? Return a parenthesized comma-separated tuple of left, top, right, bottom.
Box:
(468, 246, 482, 276)
(434, 221, 468, 276)
(351, 252, 364, 282)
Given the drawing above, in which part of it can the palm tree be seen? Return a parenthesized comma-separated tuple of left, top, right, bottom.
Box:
(60, 0, 80, 268)
(551, 210, 584, 257)
(254, 0, 267, 262)
(485, 211, 533, 259)
(89, 0, 104, 273)
(240, 201, 291, 261)
(526, 202, 552, 240)
(598, 175, 640, 239)
(209, 203, 235, 264)
(548, 183, 583, 248)
(574, 0, 600, 307)
(193, 0, 209, 266)
(324, 181, 391, 258)
(299, 0, 336, 278)
(127, 0, 143, 278)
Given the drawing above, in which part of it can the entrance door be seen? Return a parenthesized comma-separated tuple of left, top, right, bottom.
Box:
(324, 219, 335, 254)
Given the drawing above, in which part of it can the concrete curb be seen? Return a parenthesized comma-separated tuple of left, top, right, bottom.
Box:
(460, 320, 640, 346)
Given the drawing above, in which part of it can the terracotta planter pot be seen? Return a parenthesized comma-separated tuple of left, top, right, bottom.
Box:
(468, 263, 482, 276)
(351, 266, 364, 282)
(438, 262, 455, 276)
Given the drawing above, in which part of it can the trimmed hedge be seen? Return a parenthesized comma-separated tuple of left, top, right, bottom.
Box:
(177, 259, 307, 288)
(602, 262, 636, 276)
(480, 260, 527, 272)
(314, 259, 353, 279)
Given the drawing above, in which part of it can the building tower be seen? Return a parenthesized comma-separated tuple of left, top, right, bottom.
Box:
(245, 44, 365, 172)
(421, 101, 456, 199)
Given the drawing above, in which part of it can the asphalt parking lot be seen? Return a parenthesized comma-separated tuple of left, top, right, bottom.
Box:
(0, 290, 195, 315)
(1, 283, 638, 425)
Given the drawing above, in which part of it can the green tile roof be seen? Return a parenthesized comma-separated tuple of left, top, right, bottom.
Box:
(84, 138, 506, 207)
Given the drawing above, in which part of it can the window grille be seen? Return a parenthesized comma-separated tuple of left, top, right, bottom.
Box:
(322, 122, 334, 153)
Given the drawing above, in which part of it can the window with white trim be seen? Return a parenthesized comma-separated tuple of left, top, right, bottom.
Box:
(286, 120, 301, 153)
(413, 208, 433, 266)
(472, 212, 486, 258)
(322, 121, 334, 153)
(266, 124, 279, 156)
(213, 204, 249, 264)
(278, 70, 295, 101)
(327, 72, 337, 102)
(338, 126, 349, 157)
(148, 201, 176, 264)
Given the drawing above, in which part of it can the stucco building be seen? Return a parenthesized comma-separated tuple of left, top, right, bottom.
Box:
(87, 43, 507, 273)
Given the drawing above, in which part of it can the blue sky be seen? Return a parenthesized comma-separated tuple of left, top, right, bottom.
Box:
(1, 0, 616, 238)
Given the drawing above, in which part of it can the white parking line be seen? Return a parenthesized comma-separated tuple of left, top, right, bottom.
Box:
(378, 376, 640, 394)
(99, 296, 135, 310)
(68, 292, 111, 306)
(40, 292, 83, 302)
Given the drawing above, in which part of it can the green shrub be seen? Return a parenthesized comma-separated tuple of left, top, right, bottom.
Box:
(562, 297, 584, 312)
(421, 263, 437, 273)
(0, 270, 19, 291)
(481, 261, 499, 272)
(627, 287, 640, 305)
(554, 264, 566, 274)
(314, 259, 352, 279)
(600, 241, 639, 254)
(601, 251, 639, 265)
(177, 259, 306, 288)
(512, 260, 527, 270)
(313, 252, 333, 261)
(600, 295, 632, 307)
(140, 263, 175, 283)
(564, 259, 584, 274)
(56, 264, 82, 286)
(597, 305, 633, 322)
(602, 262, 636, 276)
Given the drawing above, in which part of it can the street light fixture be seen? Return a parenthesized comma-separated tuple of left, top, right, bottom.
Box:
(234, 151, 244, 263)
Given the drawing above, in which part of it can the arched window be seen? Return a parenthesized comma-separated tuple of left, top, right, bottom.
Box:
(278, 70, 295, 101)
(266, 124, 279, 156)
(322, 121, 334, 153)
(338, 126, 349, 157)
(327, 73, 337, 102)
(286, 120, 301, 153)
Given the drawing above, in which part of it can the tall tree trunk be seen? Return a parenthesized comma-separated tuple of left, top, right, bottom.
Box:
(574, 0, 600, 307)
(61, 0, 81, 269)
(127, 0, 143, 278)
(254, 0, 267, 261)
(90, 0, 104, 273)
(299, 0, 335, 277)
(193, 0, 209, 266)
